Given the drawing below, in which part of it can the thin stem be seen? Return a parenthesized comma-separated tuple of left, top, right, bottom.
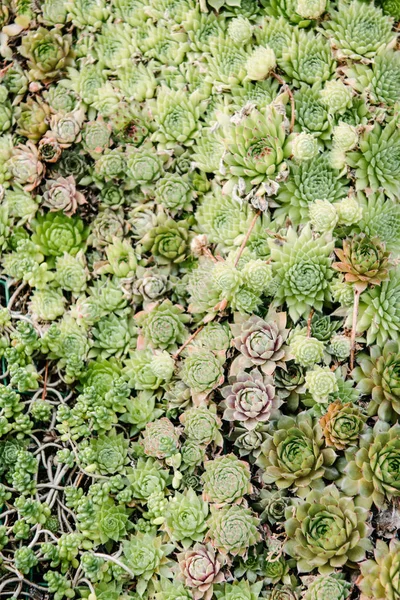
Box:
(42, 361, 49, 401)
(173, 325, 204, 360)
(91, 552, 136, 579)
(271, 72, 295, 133)
(7, 282, 27, 312)
(307, 308, 314, 338)
(350, 287, 361, 372)
(233, 210, 261, 268)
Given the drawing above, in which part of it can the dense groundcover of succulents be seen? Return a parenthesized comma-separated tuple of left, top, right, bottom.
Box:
(0, 0, 400, 598)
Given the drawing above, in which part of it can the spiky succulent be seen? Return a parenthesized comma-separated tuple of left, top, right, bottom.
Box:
(346, 118, 400, 200)
(323, 0, 396, 59)
(269, 225, 334, 322)
(320, 401, 366, 450)
(280, 31, 336, 87)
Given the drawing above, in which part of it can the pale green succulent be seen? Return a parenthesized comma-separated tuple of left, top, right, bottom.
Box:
(309, 200, 339, 234)
(183, 8, 226, 53)
(181, 349, 225, 396)
(358, 539, 400, 600)
(357, 267, 400, 346)
(294, 84, 330, 139)
(85, 430, 129, 475)
(142, 27, 189, 66)
(54, 252, 88, 293)
(163, 488, 208, 546)
(90, 312, 137, 359)
(135, 300, 190, 352)
(206, 504, 260, 556)
(305, 365, 339, 404)
(357, 191, 400, 253)
(202, 454, 251, 506)
(346, 117, 400, 200)
(205, 38, 249, 88)
(245, 46, 276, 81)
(214, 580, 263, 600)
(257, 411, 337, 491)
(275, 154, 348, 225)
(336, 194, 363, 227)
(29, 289, 66, 321)
(290, 333, 325, 367)
(285, 484, 372, 573)
(280, 31, 336, 87)
(339, 420, 400, 508)
(179, 405, 222, 446)
(66, 0, 110, 28)
(94, 23, 134, 69)
(19, 27, 73, 81)
(323, 0, 396, 59)
(220, 105, 294, 190)
(269, 225, 334, 321)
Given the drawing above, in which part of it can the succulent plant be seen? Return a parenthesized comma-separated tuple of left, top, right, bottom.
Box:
(285, 483, 372, 573)
(275, 154, 348, 225)
(323, 0, 396, 59)
(221, 369, 281, 429)
(206, 504, 261, 556)
(303, 573, 351, 600)
(201, 454, 251, 505)
(346, 117, 400, 200)
(353, 341, 400, 422)
(269, 225, 334, 322)
(320, 401, 366, 450)
(339, 420, 400, 508)
(333, 234, 390, 292)
(19, 28, 73, 81)
(178, 543, 225, 599)
(281, 31, 336, 87)
(257, 412, 337, 491)
(358, 539, 400, 600)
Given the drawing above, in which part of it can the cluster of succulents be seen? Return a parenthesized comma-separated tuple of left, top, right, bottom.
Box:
(0, 0, 399, 598)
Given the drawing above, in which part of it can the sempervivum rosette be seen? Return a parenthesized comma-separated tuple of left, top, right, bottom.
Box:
(201, 454, 252, 505)
(285, 484, 372, 573)
(206, 505, 261, 556)
(221, 369, 281, 429)
(257, 412, 338, 491)
(230, 310, 290, 376)
(357, 539, 400, 600)
(339, 420, 400, 508)
(178, 543, 225, 600)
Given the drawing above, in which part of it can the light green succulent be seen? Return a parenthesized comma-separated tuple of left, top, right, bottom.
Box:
(309, 200, 338, 234)
(163, 488, 208, 546)
(179, 405, 222, 446)
(280, 31, 336, 87)
(269, 225, 334, 321)
(343, 50, 400, 106)
(90, 312, 137, 359)
(123, 533, 174, 596)
(323, 0, 396, 59)
(202, 454, 251, 505)
(214, 580, 263, 600)
(294, 84, 330, 139)
(127, 457, 169, 501)
(257, 411, 337, 492)
(220, 105, 294, 190)
(290, 333, 325, 367)
(29, 289, 66, 321)
(180, 349, 225, 397)
(245, 46, 276, 81)
(346, 117, 400, 199)
(135, 300, 190, 352)
(205, 38, 249, 88)
(275, 154, 348, 225)
(357, 267, 400, 346)
(142, 26, 189, 66)
(285, 483, 372, 573)
(357, 190, 400, 253)
(206, 504, 260, 556)
(305, 365, 339, 404)
(66, 0, 110, 28)
(85, 430, 129, 475)
(358, 539, 400, 600)
(19, 27, 73, 81)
